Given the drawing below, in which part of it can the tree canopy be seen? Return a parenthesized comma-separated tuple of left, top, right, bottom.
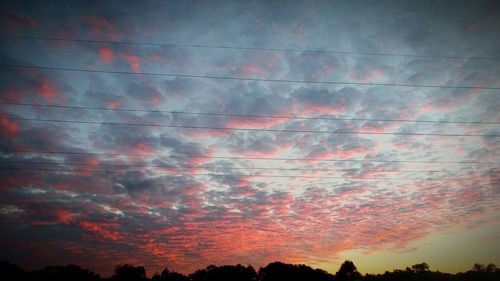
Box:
(1, 260, 499, 281)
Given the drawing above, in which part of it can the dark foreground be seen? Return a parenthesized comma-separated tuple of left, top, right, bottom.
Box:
(1, 260, 499, 281)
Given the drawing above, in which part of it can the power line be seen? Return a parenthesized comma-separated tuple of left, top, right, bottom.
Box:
(2, 160, 495, 173)
(2, 101, 499, 125)
(1, 64, 499, 90)
(8, 117, 499, 137)
(0, 167, 488, 181)
(2, 149, 498, 164)
(2, 34, 500, 61)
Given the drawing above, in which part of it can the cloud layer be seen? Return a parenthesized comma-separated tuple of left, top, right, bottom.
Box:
(0, 0, 499, 276)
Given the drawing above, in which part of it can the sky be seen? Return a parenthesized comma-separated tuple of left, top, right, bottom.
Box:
(0, 0, 499, 277)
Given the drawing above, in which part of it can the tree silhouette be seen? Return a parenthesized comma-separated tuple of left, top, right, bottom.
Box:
(160, 267, 171, 278)
(472, 263, 485, 272)
(259, 261, 334, 281)
(411, 262, 430, 273)
(335, 260, 362, 281)
(485, 263, 497, 273)
(0, 260, 28, 281)
(190, 264, 257, 281)
(33, 264, 100, 281)
(1, 259, 500, 281)
(111, 264, 146, 281)
(463, 262, 500, 281)
(151, 267, 190, 281)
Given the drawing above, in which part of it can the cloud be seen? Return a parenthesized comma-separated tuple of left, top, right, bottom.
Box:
(0, 12, 38, 31)
(0, 0, 499, 276)
(81, 15, 118, 40)
(226, 132, 290, 157)
(0, 115, 20, 137)
(122, 53, 141, 73)
(99, 48, 114, 63)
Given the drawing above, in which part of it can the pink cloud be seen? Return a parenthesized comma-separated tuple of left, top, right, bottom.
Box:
(54, 209, 74, 224)
(123, 53, 142, 73)
(53, 182, 71, 190)
(106, 100, 122, 109)
(187, 153, 213, 166)
(229, 144, 290, 158)
(37, 77, 67, 104)
(82, 15, 118, 40)
(184, 129, 231, 139)
(419, 81, 485, 112)
(126, 142, 155, 158)
(75, 157, 100, 176)
(297, 98, 346, 116)
(7, 172, 497, 276)
(298, 170, 324, 177)
(39, 78, 57, 100)
(419, 104, 433, 112)
(99, 48, 114, 63)
(145, 53, 167, 62)
(361, 68, 385, 82)
(147, 94, 163, 105)
(3, 89, 23, 102)
(105, 141, 157, 162)
(80, 221, 121, 241)
(308, 64, 335, 80)
(305, 145, 374, 164)
(226, 116, 290, 129)
(2, 14, 38, 29)
(238, 64, 262, 75)
(360, 122, 399, 133)
(184, 148, 215, 172)
(0, 115, 20, 137)
(392, 141, 419, 151)
(0, 174, 42, 188)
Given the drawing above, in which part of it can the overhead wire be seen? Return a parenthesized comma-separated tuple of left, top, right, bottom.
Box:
(1, 160, 496, 173)
(2, 34, 500, 61)
(2, 149, 498, 164)
(0, 167, 491, 181)
(2, 101, 499, 125)
(0, 36, 498, 181)
(6, 117, 499, 137)
(1, 64, 499, 90)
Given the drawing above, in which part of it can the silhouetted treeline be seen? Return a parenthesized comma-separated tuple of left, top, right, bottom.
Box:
(364, 262, 500, 281)
(1, 260, 499, 281)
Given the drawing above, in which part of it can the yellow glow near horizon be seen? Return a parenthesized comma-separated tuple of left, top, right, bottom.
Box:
(313, 221, 500, 275)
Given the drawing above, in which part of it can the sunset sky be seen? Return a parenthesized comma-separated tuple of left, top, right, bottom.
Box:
(0, 0, 499, 277)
